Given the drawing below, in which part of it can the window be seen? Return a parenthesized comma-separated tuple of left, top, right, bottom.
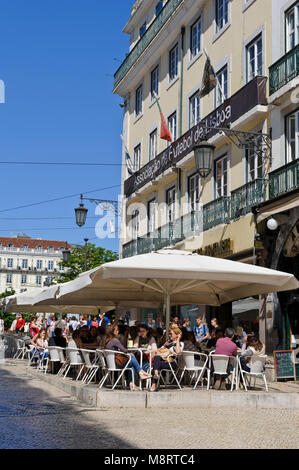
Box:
(22, 259, 28, 269)
(156, 1, 163, 16)
(6, 273, 12, 284)
(36, 260, 43, 270)
(147, 199, 156, 233)
(133, 144, 141, 172)
(215, 66, 228, 108)
(131, 210, 139, 240)
(190, 18, 201, 59)
(36, 275, 42, 286)
(48, 260, 54, 271)
(168, 112, 177, 142)
(166, 187, 176, 223)
(215, 155, 228, 198)
(21, 274, 27, 285)
(135, 85, 143, 117)
(215, 0, 229, 33)
(139, 22, 146, 38)
(286, 2, 299, 52)
(286, 110, 299, 163)
(8, 244, 14, 250)
(7, 258, 13, 268)
(188, 173, 200, 211)
(22, 245, 28, 251)
(189, 91, 200, 128)
(36, 245, 43, 252)
(48, 246, 54, 253)
(151, 65, 159, 100)
(169, 44, 179, 82)
(246, 34, 263, 82)
(59, 265, 65, 272)
(149, 129, 158, 161)
(246, 147, 264, 182)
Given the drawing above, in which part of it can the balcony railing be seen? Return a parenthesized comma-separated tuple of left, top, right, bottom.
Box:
(113, 0, 183, 90)
(269, 158, 299, 199)
(269, 44, 299, 95)
(203, 197, 230, 231)
(231, 179, 266, 220)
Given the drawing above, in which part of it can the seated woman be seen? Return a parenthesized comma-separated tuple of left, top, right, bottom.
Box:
(103, 324, 151, 391)
(181, 329, 201, 352)
(239, 335, 266, 372)
(96, 326, 106, 349)
(31, 328, 49, 363)
(133, 324, 157, 372)
(150, 326, 184, 392)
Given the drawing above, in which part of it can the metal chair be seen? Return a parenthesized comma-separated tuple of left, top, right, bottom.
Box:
(177, 351, 209, 389)
(63, 347, 84, 380)
(156, 353, 182, 390)
(13, 338, 25, 359)
(101, 349, 134, 390)
(79, 349, 100, 385)
(209, 352, 238, 391)
(237, 354, 268, 392)
(47, 346, 67, 376)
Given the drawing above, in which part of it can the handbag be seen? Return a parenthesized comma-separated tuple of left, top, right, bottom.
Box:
(156, 347, 176, 363)
(115, 353, 129, 367)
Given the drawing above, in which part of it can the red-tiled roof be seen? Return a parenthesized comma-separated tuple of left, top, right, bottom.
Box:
(0, 237, 72, 250)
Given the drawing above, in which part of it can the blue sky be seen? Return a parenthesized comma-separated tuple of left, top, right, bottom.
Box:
(0, 0, 132, 253)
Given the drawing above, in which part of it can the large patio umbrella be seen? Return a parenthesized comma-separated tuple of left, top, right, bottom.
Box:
(14, 250, 299, 330)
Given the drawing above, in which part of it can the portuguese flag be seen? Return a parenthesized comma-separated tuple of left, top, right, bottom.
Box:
(153, 93, 173, 143)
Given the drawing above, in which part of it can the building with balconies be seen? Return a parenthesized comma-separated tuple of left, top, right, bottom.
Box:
(0, 235, 71, 295)
(114, 0, 299, 350)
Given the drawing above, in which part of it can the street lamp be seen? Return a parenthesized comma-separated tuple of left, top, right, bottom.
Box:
(75, 197, 88, 227)
(193, 142, 215, 178)
(62, 242, 71, 263)
(267, 217, 279, 231)
(84, 238, 89, 271)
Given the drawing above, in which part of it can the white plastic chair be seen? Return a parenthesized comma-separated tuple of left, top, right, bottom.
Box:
(101, 349, 134, 390)
(237, 355, 268, 392)
(13, 339, 25, 359)
(47, 346, 67, 376)
(157, 353, 182, 390)
(79, 349, 100, 385)
(63, 347, 84, 380)
(177, 351, 209, 389)
(209, 353, 238, 391)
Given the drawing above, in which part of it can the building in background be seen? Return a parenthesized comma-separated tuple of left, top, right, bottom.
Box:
(114, 0, 299, 350)
(0, 235, 71, 294)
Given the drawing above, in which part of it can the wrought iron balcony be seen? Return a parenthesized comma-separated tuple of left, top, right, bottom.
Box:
(113, 0, 183, 90)
(269, 44, 299, 95)
(231, 179, 266, 219)
(203, 197, 230, 231)
(269, 158, 299, 199)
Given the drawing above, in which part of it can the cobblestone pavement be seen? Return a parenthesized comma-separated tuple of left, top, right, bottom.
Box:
(0, 362, 299, 449)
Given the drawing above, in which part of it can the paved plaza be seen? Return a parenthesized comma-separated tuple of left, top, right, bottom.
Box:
(0, 361, 299, 449)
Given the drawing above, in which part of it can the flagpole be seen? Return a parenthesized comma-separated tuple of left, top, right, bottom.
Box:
(203, 48, 226, 104)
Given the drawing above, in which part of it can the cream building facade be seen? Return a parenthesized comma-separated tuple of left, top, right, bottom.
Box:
(0, 236, 71, 295)
(114, 0, 299, 350)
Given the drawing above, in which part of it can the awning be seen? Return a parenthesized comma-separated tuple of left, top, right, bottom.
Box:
(256, 192, 299, 224)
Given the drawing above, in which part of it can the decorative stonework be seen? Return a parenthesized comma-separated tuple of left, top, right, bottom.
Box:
(131, 0, 144, 16)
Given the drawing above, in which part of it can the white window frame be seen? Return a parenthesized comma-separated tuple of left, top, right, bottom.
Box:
(135, 84, 143, 119)
(168, 43, 179, 84)
(6, 273, 12, 284)
(190, 17, 202, 61)
(246, 34, 263, 83)
(7, 258, 13, 268)
(36, 259, 43, 270)
(166, 186, 176, 223)
(214, 65, 228, 108)
(149, 129, 158, 161)
(214, 154, 229, 199)
(131, 210, 140, 240)
(21, 274, 27, 285)
(245, 131, 265, 182)
(147, 198, 157, 234)
(36, 275, 42, 286)
(48, 260, 54, 271)
(286, 1, 299, 52)
(189, 90, 201, 129)
(168, 111, 177, 143)
(213, 0, 230, 42)
(150, 64, 160, 102)
(188, 173, 201, 212)
(133, 143, 141, 172)
(22, 259, 28, 269)
(286, 109, 299, 163)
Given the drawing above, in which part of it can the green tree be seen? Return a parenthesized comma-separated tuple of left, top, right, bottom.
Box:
(55, 243, 118, 283)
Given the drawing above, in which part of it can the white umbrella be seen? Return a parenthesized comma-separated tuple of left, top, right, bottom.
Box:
(19, 250, 299, 330)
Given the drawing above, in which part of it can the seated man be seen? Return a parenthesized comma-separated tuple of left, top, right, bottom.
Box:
(213, 327, 238, 388)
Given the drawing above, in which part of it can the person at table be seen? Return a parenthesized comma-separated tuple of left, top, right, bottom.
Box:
(149, 326, 184, 392)
(133, 324, 157, 372)
(29, 316, 40, 337)
(214, 328, 238, 388)
(31, 329, 49, 361)
(48, 327, 68, 348)
(181, 328, 201, 352)
(171, 315, 180, 326)
(193, 316, 209, 346)
(103, 324, 151, 391)
(182, 317, 192, 332)
(239, 335, 265, 372)
(96, 326, 106, 348)
(16, 314, 25, 334)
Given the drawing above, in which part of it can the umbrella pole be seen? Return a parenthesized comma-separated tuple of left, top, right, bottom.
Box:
(165, 293, 170, 340)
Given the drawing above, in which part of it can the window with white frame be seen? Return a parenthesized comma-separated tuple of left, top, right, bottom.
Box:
(131, 210, 139, 240)
(286, 109, 299, 163)
(21, 274, 27, 285)
(190, 17, 201, 59)
(156, 1, 163, 16)
(151, 65, 159, 100)
(36, 259, 43, 270)
(149, 129, 158, 161)
(246, 133, 264, 182)
(189, 91, 200, 128)
(36, 245, 43, 252)
(6, 273, 12, 284)
(59, 264, 65, 272)
(48, 260, 54, 271)
(36, 275, 42, 286)
(188, 173, 200, 211)
(168, 112, 177, 142)
(22, 259, 28, 269)
(246, 34, 263, 82)
(139, 22, 146, 38)
(147, 199, 156, 234)
(22, 245, 28, 251)
(133, 144, 141, 171)
(215, 65, 228, 108)
(215, 0, 229, 33)
(7, 258, 13, 268)
(169, 43, 179, 82)
(48, 246, 54, 253)
(215, 155, 228, 198)
(166, 187, 176, 223)
(135, 85, 143, 117)
(286, 2, 299, 52)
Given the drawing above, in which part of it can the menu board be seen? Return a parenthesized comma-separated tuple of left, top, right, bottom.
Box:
(274, 350, 295, 380)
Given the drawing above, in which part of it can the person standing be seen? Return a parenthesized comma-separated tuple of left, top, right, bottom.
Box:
(193, 316, 209, 346)
(16, 314, 25, 333)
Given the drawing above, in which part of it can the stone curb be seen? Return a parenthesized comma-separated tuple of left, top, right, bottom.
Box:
(28, 368, 299, 410)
